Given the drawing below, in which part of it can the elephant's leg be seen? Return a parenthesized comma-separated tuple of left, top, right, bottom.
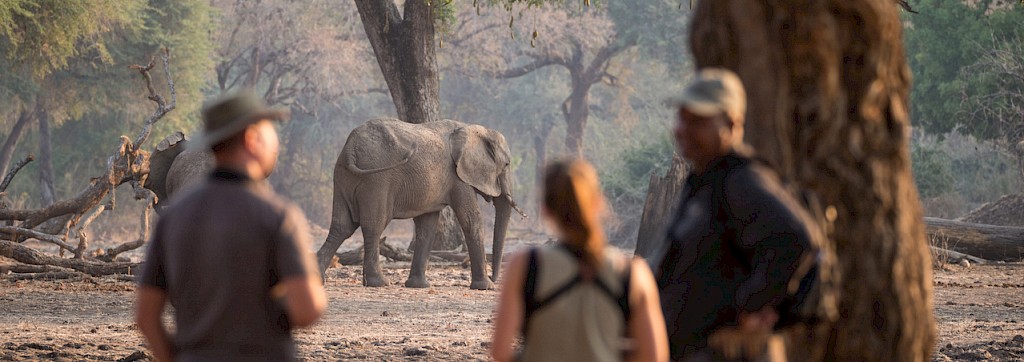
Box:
(451, 188, 494, 290)
(360, 219, 390, 287)
(405, 212, 440, 288)
(316, 210, 358, 281)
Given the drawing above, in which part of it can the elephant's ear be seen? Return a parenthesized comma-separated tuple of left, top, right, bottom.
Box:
(452, 125, 501, 197)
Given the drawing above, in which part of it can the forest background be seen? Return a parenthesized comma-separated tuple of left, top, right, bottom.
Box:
(1, 0, 1022, 249)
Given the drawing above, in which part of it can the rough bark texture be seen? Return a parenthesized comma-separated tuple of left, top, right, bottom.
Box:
(432, 207, 465, 251)
(690, 1, 935, 360)
(924, 217, 1024, 262)
(354, 0, 439, 125)
(634, 156, 687, 258)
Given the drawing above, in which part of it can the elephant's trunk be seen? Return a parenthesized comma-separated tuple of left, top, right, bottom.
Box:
(491, 194, 512, 282)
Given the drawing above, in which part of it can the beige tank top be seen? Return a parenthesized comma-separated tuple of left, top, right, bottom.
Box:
(519, 245, 633, 362)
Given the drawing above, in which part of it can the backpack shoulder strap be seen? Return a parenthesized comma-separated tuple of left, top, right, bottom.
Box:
(522, 247, 539, 337)
(617, 259, 632, 323)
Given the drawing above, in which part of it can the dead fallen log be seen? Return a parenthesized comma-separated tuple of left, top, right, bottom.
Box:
(929, 246, 989, 265)
(335, 238, 415, 266)
(0, 263, 76, 274)
(0, 240, 138, 276)
(6, 271, 87, 281)
(334, 238, 497, 266)
(925, 217, 1024, 262)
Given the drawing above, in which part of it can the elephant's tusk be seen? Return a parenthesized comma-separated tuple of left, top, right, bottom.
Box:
(505, 194, 528, 219)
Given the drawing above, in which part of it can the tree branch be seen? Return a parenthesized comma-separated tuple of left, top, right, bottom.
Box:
(0, 226, 77, 252)
(897, 0, 918, 14)
(0, 155, 34, 193)
(131, 48, 176, 153)
(494, 58, 559, 79)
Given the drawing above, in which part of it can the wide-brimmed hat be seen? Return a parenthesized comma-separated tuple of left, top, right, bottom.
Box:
(189, 91, 289, 151)
(665, 68, 746, 119)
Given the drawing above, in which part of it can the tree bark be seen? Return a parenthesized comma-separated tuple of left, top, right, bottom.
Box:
(354, 0, 439, 125)
(924, 217, 1024, 261)
(634, 156, 687, 259)
(690, 1, 935, 360)
(563, 72, 592, 158)
(37, 111, 56, 206)
(0, 106, 36, 176)
(432, 207, 465, 251)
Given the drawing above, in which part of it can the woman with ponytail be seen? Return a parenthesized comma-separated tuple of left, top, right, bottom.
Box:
(491, 159, 668, 362)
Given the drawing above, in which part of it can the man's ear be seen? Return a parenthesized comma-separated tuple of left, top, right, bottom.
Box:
(242, 124, 262, 153)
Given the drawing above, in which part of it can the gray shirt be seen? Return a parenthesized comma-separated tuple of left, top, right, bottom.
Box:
(139, 168, 318, 361)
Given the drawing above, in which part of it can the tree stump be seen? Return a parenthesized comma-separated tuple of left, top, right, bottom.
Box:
(430, 207, 465, 251)
(634, 156, 687, 260)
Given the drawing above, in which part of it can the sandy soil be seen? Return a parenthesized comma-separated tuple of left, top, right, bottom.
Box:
(1, 252, 1022, 361)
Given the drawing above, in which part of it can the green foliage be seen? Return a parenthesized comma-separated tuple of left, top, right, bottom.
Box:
(0, 0, 146, 79)
(910, 141, 954, 199)
(600, 132, 674, 205)
(913, 133, 1024, 218)
(903, 0, 1024, 137)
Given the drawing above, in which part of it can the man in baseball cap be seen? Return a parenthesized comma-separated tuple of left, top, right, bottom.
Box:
(136, 91, 326, 361)
(665, 67, 748, 174)
(653, 69, 817, 361)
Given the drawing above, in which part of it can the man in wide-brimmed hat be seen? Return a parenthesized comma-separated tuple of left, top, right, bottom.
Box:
(135, 92, 326, 361)
(653, 69, 817, 361)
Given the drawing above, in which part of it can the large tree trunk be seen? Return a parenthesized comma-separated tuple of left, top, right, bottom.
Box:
(690, 1, 934, 360)
(532, 116, 555, 222)
(0, 106, 36, 175)
(634, 156, 687, 259)
(355, 0, 460, 249)
(37, 112, 56, 206)
(563, 78, 591, 158)
(354, 0, 439, 125)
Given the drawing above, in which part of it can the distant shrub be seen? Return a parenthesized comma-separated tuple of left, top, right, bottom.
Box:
(911, 142, 955, 199)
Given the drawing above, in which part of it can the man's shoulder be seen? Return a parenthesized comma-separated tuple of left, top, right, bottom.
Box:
(164, 181, 303, 221)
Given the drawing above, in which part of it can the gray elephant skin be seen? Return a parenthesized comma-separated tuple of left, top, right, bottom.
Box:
(316, 118, 519, 290)
(144, 132, 214, 212)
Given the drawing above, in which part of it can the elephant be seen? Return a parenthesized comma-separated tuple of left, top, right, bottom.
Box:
(315, 118, 523, 290)
(143, 132, 214, 212)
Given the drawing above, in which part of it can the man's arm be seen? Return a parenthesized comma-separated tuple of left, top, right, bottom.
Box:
(273, 206, 327, 328)
(271, 274, 326, 327)
(726, 168, 814, 315)
(134, 286, 173, 362)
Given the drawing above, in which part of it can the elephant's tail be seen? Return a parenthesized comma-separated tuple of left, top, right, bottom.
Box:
(346, 142, 419, 175)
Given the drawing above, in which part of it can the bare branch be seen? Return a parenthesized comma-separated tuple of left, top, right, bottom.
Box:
(132, 48, 176, 153)
(0, 226, 77, 252)
(0, 155, 34, 193)
(71, 203, 107, 259)
(897, 0, 918, 14)
(95, 186, 155, 262)
(494, 58, 559, 79)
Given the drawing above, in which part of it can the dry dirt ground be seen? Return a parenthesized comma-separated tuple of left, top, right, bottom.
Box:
(1, 248, 1022, 361)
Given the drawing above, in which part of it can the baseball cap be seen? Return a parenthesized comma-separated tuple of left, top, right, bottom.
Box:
(665, 68, 746, 119)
